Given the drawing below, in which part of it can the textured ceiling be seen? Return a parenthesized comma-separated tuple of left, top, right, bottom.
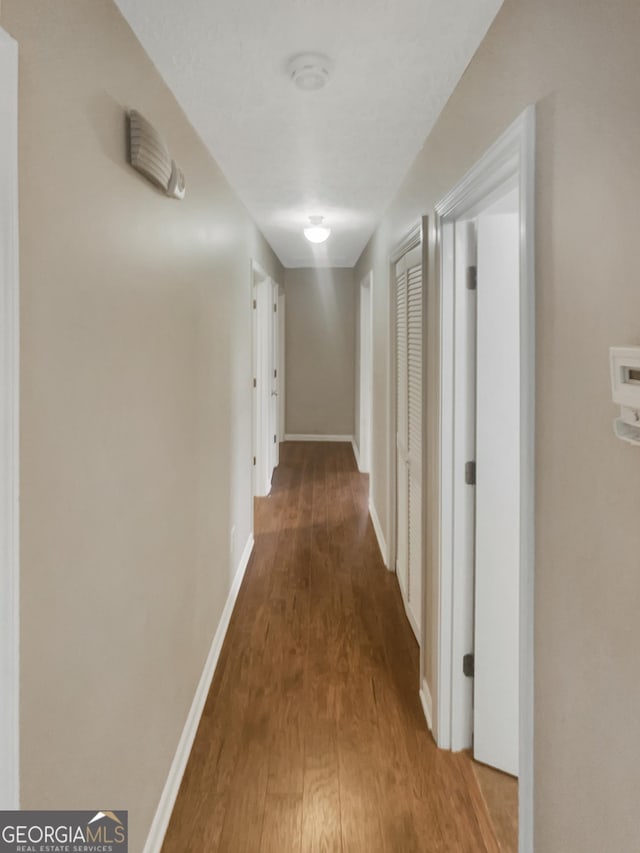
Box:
(115, 0, 503, 268)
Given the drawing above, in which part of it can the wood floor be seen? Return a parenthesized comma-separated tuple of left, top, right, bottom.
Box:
(162, 441, 502, 853)
(472, 762, 518, 853)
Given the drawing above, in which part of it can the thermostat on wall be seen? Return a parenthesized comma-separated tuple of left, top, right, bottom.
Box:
(610, 346, 640, 445)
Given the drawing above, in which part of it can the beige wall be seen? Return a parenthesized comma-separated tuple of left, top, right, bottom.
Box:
(284, 268, 355, 436)
(355, 0, 640, 850)
(0, 2, 282, 850)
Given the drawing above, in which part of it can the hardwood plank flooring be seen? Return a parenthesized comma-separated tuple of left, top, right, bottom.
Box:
(471, 761, 518, 853)
(162, 441, 499, 853)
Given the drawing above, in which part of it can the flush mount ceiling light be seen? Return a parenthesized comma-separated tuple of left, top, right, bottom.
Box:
(287, 53, 332, 91)
(304, 215, 331, 244)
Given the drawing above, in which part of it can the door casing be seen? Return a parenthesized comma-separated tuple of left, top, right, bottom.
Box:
(251, 261, 279, 497)
(0, 25, 20, 810)
(432, 107, 535, 853)
(357, 272, 372, 474)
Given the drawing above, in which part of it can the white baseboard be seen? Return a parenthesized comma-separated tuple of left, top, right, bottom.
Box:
(351, 437, 361, 470)
(395, 569, 421, 642)
(368, 497, 388, 568)
(403, 597, 421, 644)
(420, 679, 433, 731)
(351, 437, 370, 474)
(284, 433, 354, 442)
(142, 533, 254, 853)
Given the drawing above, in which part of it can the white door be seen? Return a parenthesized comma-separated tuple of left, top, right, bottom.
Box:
(473, 189, 520, 777)
(358, 273, 372, 473)
(269, 281, 279, 471)
(278, 293, 286, 443)
(252, 266, 277, 497)
(395, 244, 422, 641)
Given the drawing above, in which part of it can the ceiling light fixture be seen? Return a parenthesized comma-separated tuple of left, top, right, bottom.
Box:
(287, 53, 332, 91)
(304, 215, 331, 244)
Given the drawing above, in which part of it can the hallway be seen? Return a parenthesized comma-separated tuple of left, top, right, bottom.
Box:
(162, 442, 499, 853)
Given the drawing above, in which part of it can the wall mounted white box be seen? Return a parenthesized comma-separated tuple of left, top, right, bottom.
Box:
(610, 346, 640, 445)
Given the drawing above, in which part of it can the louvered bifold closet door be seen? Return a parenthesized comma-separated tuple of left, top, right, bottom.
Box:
(395, 260, 409, 600)
(406, 244, 423, 639)
(395, 242, 422, 641)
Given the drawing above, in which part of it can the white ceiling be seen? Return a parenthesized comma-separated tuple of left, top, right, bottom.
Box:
(115, 0, 503, 268)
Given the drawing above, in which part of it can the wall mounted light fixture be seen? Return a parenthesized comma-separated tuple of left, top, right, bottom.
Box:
(127, 110, 186, 199)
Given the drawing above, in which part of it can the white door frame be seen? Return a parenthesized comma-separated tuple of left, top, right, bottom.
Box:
(0, 26, 20, 810)
(251, 260, 274, 497)
(387, 222, 423, 576)
(269, 280, 279, 472)
(357, 271, 372, 473)
(277, 292, 285, 444)
(433, 107, 535, 852)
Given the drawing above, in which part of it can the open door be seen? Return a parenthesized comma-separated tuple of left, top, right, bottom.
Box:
(435, 108, 534, 851)
(269, 280, 279, 472)
(358, 272, 372, 473)
(473, 188, 520, 777)
(252, 263, 280, 497)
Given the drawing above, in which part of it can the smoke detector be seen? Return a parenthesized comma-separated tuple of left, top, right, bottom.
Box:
(287, 53, 332, 91)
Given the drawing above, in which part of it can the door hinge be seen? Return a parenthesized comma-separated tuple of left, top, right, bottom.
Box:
(463, 653, 475, 678)
(466, 265, 477, 291)
(465, 460, 476, 485)
(252, 456, 256, 466)
(273, 303, 277, 312)
(252, 299, 257, 309)
(253, 377, 257, 388)
(274, 369, 277, 379)
(273, 434, 277, 444)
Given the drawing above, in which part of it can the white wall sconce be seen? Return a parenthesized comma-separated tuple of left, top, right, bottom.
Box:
(127, 110, 185, 200)
(304, 215, 331, 243)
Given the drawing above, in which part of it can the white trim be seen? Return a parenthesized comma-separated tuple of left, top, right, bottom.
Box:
(351, 437, 361, 470)
(401, 590, 421, 644)
(391, 222, 422, 263)
(284, 433, 353, 442)
(357, 271, 373, 474)
(277, 292, 286, 444)
(368, 497, 388, 568)
(0, 27, 20, 811)
(450, 219, 477, 752)
(419, 679, 433, 731)
(433, 107, 535, 853)
(269, 279, 280, 472)
(518, 105, 536, 853)
(252, 263, 275, 497)
(142, 534, 254, 853)
(418, 217, 431, 755)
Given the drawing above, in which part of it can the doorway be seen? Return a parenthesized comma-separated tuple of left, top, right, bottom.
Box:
(434, 108, 535, 852)
(277, 290, 286, 445)
(251, 261, 281, 498)
(357, 271, 372, 474)
(0, 25, 19, 810)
